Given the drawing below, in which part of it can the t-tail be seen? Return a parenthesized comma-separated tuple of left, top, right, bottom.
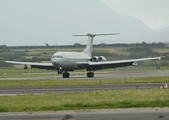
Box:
(73, 33, 119, 57)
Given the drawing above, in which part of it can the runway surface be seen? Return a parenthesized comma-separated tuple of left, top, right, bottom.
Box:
(0, 70, 168, 95)
(0, 70, 169, 80)
(0, 83, 165, 95)
(0, 107, 168, 120)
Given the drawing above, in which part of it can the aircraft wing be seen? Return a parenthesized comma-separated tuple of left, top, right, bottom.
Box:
(87, 57, 162, 70)
(5, 61, 56, 70)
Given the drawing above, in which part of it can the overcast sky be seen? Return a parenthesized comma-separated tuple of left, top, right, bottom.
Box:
(0, 0, 169, 46)
(100, 0, 169, 29)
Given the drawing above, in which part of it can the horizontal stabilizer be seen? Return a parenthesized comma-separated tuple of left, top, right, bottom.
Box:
(73, 33, 119, 37)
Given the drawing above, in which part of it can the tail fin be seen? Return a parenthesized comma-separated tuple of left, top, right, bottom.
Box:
(73, 33, 119, 57)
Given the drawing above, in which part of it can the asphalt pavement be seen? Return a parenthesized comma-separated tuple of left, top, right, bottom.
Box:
(0, 107, 168, 120)
(0, 83, 166, 95)
(0, 70, 169, 80)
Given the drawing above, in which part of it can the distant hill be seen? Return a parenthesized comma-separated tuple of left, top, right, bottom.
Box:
(0, 0, 168, 46)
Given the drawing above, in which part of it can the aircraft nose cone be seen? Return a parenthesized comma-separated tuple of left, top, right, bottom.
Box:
(52, 58, 62, 67)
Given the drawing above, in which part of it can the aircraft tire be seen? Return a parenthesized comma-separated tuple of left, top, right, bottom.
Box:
(91, 72, 94, 77)
(87, 72, 94, 78)
(63, 73, 70, 78)
(87, 72, 90, 77)
(67, 73, 70, 78)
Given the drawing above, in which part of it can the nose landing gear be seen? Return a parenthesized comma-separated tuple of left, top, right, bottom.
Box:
(58, 67, 70, 78)
(58, 67, 63, 74)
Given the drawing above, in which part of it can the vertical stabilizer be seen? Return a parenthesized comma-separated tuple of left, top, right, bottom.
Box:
(83, 34, 95, 57)
(73, 33, 119, 57)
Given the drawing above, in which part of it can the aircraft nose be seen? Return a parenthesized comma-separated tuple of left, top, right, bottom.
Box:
(51, 57, 59, 63)
(51, 56, 62, 67)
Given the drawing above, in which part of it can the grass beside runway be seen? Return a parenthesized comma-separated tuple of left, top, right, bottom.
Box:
(0, 76, 169, 87)
(0, 68, 59, 78)
(0, 89, 169, 112)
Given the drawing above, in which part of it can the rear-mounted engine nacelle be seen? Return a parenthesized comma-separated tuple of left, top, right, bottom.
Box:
(98, 56, 106, 62)
(91, 56, 106, 62)
(92, 56, 99, 62)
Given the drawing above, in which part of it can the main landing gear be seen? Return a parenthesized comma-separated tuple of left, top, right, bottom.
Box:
(58, 68, 94, 78)
(87, 71, 94, 78)
(62, 72, 70, 78)
(57, 69, 69, 78)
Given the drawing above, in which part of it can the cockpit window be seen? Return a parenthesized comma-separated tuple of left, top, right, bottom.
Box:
(53, 55, 63, 58)
(57, 55, 63, 58)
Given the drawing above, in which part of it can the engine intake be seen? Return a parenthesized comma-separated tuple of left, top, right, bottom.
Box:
(92, 56, 99, 62)
(98, 56, 106, 61)
(91, 56, 106, 62)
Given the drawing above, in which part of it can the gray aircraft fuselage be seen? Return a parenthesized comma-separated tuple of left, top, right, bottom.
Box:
(51, 52, 90, 70)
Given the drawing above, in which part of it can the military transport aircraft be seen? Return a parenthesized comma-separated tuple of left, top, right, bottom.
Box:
(6, 33, 162, 78)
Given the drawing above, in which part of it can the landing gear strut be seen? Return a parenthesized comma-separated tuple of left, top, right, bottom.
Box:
(58, 67, 63, 74)
(87, 71, 94, 78)
(58, 69, 63, 74)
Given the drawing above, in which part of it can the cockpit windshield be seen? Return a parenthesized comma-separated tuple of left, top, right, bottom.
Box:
(53, 55, 63, 59)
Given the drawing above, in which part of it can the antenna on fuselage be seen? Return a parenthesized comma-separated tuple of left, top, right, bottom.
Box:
(73, 33, 119, 57)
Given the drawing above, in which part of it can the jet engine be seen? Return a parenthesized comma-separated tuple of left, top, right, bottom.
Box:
(91, 56, 99, 62)
(98, 56, 106, 61)
(91, 56, 106, 62)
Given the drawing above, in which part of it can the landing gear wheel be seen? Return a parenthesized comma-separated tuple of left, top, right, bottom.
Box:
(87, 72, 94, 78)
(63, 72, 70, 78)
(23, 65, 28, 69)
